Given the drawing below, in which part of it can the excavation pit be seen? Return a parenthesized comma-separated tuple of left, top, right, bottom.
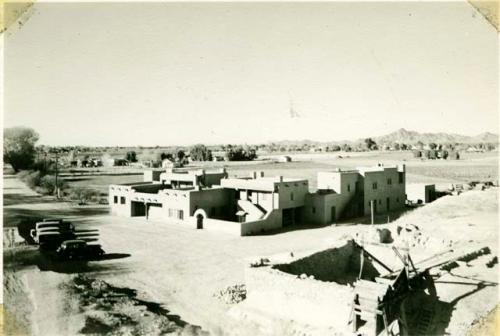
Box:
(273, 240, 380, 285)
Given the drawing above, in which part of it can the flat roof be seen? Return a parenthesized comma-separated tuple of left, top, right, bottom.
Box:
(221, 176, 307, 192)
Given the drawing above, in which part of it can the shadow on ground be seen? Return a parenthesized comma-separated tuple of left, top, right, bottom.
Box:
(427, 280, 496, 335)
(3, 207, 110, 230)
(3, 193, 59, 206)
(4, 246, 132, 274)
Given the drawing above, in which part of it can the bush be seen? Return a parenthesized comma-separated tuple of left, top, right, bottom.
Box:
(39, 175, 67, 195)
(17, 170, 32, 180)
(23, 171, 42, 189)
(69, 187, 99, 205)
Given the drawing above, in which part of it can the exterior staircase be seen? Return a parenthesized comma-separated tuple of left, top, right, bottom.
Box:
(237, 200, 267, 221)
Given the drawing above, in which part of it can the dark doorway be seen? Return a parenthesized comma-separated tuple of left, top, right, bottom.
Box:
(386, 197, 390, 212)
(282, 208, 295, 227)
(196, 214, 204, 229)
(131, 202, 146, 216)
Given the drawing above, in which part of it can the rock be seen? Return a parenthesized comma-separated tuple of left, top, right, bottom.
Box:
(377, 228, 393, 244)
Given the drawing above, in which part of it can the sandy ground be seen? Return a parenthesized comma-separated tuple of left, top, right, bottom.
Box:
(3, 171, 499, 335)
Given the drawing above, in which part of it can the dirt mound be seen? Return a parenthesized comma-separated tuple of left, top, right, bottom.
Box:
(64, 275, 208, 336)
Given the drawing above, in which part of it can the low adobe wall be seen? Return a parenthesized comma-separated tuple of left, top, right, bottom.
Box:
(244, 265, 353, 329)
(201, 217, 242, 235)
(241, 210, 283, 236)
(241, 240, 379, 330)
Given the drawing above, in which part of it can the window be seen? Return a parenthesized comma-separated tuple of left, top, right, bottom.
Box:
(398, 172, 404, 184)
(113, 196, 118, 204)
(291, 192, 294, 201)
(178, 210, 184, 220)
(347, 184, 351, 192)
(387, 178, 392, 185)
(120, 196, 126, 204)
(372, 182, 378, 190)
(378, 199, 381, 205)
(312, 207, 316, 214)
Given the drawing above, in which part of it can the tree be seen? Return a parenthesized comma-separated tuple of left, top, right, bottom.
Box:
(341, 144, 352, 152)
(364, 138, 378, 151)
(69, 187, 99, 205)
(429, 143, 437, 150)
(125, 151, 137, 162)
(4, 127, 39, 172)
(226, 146, 257, 161)
(177, 150, 186, 162)
(190, 144, 212, 161)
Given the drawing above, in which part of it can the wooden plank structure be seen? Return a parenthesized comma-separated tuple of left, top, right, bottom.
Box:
(349, 241, 438, 336)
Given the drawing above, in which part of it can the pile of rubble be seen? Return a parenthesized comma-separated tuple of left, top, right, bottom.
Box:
(213, 284, 247, 304)
(449, 181, 498, 195)
(395, 223, 453, 249)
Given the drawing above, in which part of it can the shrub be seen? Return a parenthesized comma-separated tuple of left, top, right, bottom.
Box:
(17, 170, 32, 180)
(39, 175, 67, 195)
(24, 171, 42, 189)
(69, 187, 99, 205)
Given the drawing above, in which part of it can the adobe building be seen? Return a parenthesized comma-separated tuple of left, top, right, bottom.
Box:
(109, 164, 407, 235)
(406, 183, 436, 204)
(305, 164, 406, 224)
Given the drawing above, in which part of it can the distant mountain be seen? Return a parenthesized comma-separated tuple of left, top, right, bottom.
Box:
(372, 128, 499, 144)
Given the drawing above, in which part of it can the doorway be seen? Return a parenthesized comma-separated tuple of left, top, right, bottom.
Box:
(196, 214, 204, 229)
(386, 197, 390, 212)
(331, 206, 336, 223)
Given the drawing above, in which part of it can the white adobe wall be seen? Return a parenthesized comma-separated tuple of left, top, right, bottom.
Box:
(406, 184, 435, 203)
(109, 185, 133, 216)
(278, 181, 309, 209)
(241, 210, 283, 235)
(362, 168, 405, 215)
(244, 266, 353, 329)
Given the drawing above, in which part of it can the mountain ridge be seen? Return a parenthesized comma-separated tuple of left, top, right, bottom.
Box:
(268, 128, 498, 146)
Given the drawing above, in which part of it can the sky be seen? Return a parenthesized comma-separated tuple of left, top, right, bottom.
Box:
(3, 2, 498, 146)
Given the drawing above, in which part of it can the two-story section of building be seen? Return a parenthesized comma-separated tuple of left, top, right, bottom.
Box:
(358, 164, 406, 215)
(303, 164, 406, 225)
(220, 172, 309, 230)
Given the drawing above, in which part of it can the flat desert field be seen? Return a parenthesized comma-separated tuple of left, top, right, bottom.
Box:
(61, 151, 498, 194)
